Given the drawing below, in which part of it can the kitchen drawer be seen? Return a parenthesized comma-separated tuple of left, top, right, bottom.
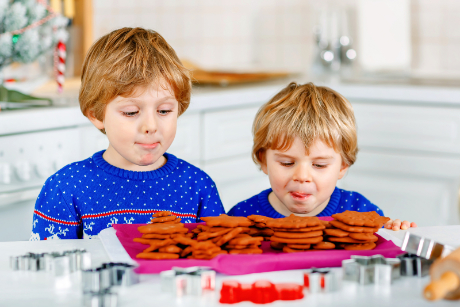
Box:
(203, 106, 260, 161)
(168, 113, 201, 162)
(353, 102, 460, 154)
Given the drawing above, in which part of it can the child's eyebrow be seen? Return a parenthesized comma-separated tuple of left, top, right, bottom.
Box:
(274, 153, 295, 159)
(310, 155, 335, 160)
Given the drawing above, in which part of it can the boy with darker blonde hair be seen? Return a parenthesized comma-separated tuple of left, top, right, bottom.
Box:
(31, 28, 224, 240)
(229, 82, 415, 231)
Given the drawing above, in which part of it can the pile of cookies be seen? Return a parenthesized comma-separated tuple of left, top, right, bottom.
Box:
(246, 215, 275, 240)
(197, 214, 264, 255)
(265, 214, 332, 253)
(135, 211, 192, 259)
(324, 211, 390, 250)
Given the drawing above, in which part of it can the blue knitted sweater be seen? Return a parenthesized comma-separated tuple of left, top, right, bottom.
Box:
(30, 150, 225, 240)
(228, 187, 384, 217)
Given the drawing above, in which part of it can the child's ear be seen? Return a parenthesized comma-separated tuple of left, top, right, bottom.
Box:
(338, 162, 349, 179)
(261, 162, 268, 175)
(87, 110, 105, 130)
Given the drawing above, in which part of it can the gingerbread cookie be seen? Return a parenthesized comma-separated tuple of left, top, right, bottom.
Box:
(286, 243, 311, 249)
(201, 214, 253, 227)
(228, 248, 263, 254)
(342, 242, 376, 250)
(270, 241, 286, 250)
(327, 236, 377, 243)
(197, 228, 233, 241)
(270, 236, 323, 244)
(158, 245, 182, 254)
(138, 223, 188, 234)
(266, 214, 321, 229)
(324, 228, 349, 237)
(273, 230, 323, 239)
(283, 246, 307, 253)
(141, 233, 171, 239)
(216, 227, 244, 246)
(271, 225, 326, 232)
(332, 210, 390, 228)
(247, 215, 273, 223)
(180, 246, 193, 257)
(136, 252, 179, 259)
(227, 236, 264, 246)
(151, 215, 177, 223)
(349, 233, 378, 241)
(172, 236, 197, 247)
(152, 211, 173, 218)
(142, 239, 175, 252)
(329, 220, 378, 233)
(312, 242, 335, 250)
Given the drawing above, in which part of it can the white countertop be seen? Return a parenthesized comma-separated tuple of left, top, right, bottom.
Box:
(2, 79, 460, 136)
(1, 227, 459, 307)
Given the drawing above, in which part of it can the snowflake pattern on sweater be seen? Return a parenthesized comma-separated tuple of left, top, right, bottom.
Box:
(228, 187, 384, 218)
(30, 151, 225, 240)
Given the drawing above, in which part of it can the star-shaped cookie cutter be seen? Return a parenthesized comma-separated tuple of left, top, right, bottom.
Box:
(160, 266, 216, 296)
(401, 232, 455, 260)
(304, 268, 340, 293)
(397, 253, 433, 277)
(342, 255, 401, 285)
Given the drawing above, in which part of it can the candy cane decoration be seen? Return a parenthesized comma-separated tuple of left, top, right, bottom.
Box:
(55, 40, 66, 93)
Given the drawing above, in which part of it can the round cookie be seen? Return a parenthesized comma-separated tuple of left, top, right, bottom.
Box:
(158, 245, 182, 254)
(327, 236, 377, 244)
(349, 232, 378, 241)
(271, 225, 326, 232)
(287, 244, 311, 249)
(313, 242, 335, 250)
(228, 248, 263, 254)
(283, 246, 307, 253)
(342, 242, 377, 250)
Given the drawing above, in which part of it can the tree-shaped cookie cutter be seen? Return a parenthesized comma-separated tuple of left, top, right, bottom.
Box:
(342, 254, 401, 285)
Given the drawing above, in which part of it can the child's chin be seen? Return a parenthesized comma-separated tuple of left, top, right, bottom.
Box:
(287, 205, 315, 215)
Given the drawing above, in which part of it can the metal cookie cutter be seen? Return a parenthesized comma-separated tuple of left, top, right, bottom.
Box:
(10, 249, 91, 275)
(397, 253, 433, 277)
(304, 268, 340, 293)
(342, 255, 401, 285)
(83, 289, 118, 307)
(401, 232, 456, 260)
(82, 263, 139, 292)
(161, 266, 216, 297)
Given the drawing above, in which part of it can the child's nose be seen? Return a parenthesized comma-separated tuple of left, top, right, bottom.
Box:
(293, 164, 312, 183)
(141, 113, 157, 134)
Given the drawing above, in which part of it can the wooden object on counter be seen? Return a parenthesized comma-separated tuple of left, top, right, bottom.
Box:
(181, 59, 290, 86)
(73, 0, 93, 76)
(424, 247, 460, 301)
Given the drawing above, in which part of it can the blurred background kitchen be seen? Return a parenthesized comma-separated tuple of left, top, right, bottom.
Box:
(1, 0, 460, 241)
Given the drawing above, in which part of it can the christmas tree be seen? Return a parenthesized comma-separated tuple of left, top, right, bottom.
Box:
(0, 0, 68, 103)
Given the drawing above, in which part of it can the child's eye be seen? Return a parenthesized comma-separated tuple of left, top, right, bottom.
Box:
(280, 162, 294, 167)
(158, 110, 172, 115)
(313, 164, 327, 168)
(122, 111, 139, 117)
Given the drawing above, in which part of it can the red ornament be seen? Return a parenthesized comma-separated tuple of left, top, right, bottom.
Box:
(219, 280, 304, 304)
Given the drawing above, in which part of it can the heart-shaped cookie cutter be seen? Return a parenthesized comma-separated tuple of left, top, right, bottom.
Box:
(397, 253, 433, 277)
(160, 266, 216, 296)
(303, 268, 340, 293)
(400, 232, 455, 260)
(342, 254, 401, 285)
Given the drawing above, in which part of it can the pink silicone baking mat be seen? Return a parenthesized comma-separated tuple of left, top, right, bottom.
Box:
(113, 218, 403, 275)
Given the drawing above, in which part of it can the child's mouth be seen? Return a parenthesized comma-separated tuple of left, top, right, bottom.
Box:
(290, 191, 311, 200)
(137, 142, 159, 149)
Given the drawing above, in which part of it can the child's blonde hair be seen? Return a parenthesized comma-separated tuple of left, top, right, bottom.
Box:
(79, 27, 191, 132)
(252, 82, 357, 167)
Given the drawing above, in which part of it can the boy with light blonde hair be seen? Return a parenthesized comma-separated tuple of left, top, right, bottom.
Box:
(228, 82, 415, 231)
(31, 28, 224, 240)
